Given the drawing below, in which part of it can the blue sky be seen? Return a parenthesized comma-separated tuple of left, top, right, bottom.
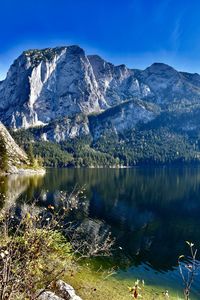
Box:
(1, 0, 200, 79)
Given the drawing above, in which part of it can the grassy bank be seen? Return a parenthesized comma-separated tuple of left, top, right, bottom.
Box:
(62, 266, 183, 300)
(0, 201, 192, 300)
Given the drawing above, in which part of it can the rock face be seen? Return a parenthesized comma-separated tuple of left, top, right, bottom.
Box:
(0, 122, 29, 172)
(0, 46, 105, 130)
(89, 99, 160, 139)
(1, 45, 200, 141)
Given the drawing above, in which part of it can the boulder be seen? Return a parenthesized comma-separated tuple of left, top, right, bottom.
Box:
(56, 280, 75, 299)
(37, 281, 83, 300)
(55, 280, 82, 300)
(38, 290, 64, 300)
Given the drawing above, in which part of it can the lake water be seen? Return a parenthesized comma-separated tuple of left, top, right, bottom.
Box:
(1, 167, 200, 298)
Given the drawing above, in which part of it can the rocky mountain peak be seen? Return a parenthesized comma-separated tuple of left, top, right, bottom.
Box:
(22, 46, 67, 66)
(143, 62, 179, 78)
(1, 45, 200, 141)
(22, 45, 84, 63)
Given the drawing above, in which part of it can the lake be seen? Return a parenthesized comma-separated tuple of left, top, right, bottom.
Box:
(1, 167, 200, 298)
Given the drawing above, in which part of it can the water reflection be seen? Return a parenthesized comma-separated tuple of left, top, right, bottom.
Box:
(1, 167, 200, 273)
(0, 173, 45, 211)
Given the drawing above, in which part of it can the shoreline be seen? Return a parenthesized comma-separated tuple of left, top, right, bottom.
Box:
(2, 167, 46, 176)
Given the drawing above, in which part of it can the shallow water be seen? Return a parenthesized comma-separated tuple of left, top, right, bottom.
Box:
(1, 167, 200, 298)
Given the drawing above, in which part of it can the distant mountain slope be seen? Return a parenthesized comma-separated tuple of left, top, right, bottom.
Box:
(1, 45, 200, 166)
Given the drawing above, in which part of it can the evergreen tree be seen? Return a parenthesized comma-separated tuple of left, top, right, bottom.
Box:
(27, 143, 35, 166)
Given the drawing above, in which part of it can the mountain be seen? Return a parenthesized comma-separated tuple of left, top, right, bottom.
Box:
(1, 45, 200, 166)
(0, 122, 29, 173)
(0, 45, 152, 131)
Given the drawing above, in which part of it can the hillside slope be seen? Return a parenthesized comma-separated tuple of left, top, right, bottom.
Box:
(0, 122, 29, 173)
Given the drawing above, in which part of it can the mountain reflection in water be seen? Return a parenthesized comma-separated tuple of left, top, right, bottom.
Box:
(1, 167, 200, 290)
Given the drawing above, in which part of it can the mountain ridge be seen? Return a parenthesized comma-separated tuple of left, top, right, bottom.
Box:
(2, 45, 200, 166)
(2, 45, 196, 131)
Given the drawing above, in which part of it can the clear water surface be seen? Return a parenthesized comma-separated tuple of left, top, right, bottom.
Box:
(1, 167, 200, 298)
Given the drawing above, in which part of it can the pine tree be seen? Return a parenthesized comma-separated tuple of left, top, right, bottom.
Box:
(27, 143, 35, 166)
